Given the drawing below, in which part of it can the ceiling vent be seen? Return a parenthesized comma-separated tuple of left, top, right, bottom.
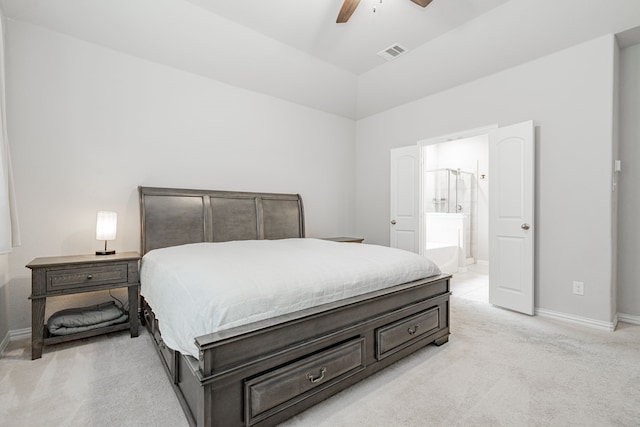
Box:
(377, 43, 409, 61)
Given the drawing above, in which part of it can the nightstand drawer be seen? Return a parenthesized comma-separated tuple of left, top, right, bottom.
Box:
(27, 252, 140, 359)
(46, 263, 128, 291)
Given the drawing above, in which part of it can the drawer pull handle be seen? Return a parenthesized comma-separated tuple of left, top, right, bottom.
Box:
(306, 367, 327, 384)
(407, 325, 420, 335)
(86, 274, 93, 280)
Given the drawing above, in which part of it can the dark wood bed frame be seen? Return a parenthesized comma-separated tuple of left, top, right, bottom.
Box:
(138, 186, 451, 427)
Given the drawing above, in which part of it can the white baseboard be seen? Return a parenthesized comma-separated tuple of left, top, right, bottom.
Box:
(11, 327, 31, 340)
(0, 327, 31, 356)
(617, 313, 640, 326)
(536, 308, 616, 331)
(0, 331, 9, 355)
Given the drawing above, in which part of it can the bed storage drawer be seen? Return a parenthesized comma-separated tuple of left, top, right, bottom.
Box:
(376, 307, 440, 359)
(244, 337, 365, 425)
(46, 263, 128, 292)
(157, 335, 174, 372)
(143, 302, 176, 378)
(152, 319, 174, 373)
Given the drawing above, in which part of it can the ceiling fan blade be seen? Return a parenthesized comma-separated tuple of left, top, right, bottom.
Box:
(410, 0, 433, 7)
(336, 0, 362, 23)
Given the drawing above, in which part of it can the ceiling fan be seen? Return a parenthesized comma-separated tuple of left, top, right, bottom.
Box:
(337, 0, 434, 23)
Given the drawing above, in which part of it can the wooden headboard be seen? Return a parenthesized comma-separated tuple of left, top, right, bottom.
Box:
(138, 186, 305, 255)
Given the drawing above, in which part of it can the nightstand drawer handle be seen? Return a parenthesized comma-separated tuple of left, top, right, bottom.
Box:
(86, 274, 93, 280)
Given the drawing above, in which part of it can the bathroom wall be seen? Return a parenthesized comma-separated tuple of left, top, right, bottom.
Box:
(423, 135, 489, 263)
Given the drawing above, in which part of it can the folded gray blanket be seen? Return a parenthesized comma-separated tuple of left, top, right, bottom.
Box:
(47, 301, 128, 336)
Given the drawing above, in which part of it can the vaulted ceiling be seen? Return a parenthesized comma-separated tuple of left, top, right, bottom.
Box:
(183, 0, 509, 75)
(1, 0, 639, 119)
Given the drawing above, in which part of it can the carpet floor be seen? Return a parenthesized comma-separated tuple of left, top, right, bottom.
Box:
(2, 274, 639, 426)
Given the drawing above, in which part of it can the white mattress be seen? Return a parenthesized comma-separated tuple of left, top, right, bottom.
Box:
(140, 238, 441, 358)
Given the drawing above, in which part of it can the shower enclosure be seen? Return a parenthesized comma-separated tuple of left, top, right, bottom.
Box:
(424, 168, 477, 263)
(426, 168, 474, 214)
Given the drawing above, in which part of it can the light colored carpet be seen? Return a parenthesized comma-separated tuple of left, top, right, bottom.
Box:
(283, 297, 640, 427)
(2, 275, 640, 426)
(0, 327, 189, 427)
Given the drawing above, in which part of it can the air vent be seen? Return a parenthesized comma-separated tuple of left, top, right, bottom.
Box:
(377, 43, 409, 61)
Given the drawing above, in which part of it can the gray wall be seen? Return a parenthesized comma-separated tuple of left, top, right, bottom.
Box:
(618, 42, 640, 317)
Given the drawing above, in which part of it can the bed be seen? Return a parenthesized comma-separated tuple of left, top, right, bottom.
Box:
(138, 186, 451, 427)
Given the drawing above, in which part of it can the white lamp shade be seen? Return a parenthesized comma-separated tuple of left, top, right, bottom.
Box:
(96, 211, 117, 241)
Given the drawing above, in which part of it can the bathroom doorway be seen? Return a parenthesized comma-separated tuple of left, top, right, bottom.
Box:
(392, 121, 535, 314)
(422, 134, 489, 276)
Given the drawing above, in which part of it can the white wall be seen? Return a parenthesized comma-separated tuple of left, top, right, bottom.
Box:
(355, 35, 617, 323)
(4, 20, 356, 328)
(0, 254, 8, 340)
(618, 42, 640, 317)
(2, 10, 634, 336)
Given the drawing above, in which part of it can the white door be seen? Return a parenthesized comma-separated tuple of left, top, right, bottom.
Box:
(488, 120, 535, 315)
(390, 145, 420, 253)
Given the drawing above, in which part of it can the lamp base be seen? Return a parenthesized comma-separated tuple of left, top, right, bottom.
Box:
(95, 250, 116, 256)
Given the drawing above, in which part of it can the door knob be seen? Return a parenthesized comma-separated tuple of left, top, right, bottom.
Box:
(521, 223, 530, 230)
(391, 220, 397, 225)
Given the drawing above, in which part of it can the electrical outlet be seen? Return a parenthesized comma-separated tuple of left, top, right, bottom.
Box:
(572, 281, 584, 296)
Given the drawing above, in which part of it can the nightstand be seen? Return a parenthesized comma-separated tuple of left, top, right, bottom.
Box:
(322, 237, 364, 243)
(26, 252, 140, 360)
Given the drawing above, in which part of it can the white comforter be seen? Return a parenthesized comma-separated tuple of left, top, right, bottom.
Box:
(140, 238, 441, 358)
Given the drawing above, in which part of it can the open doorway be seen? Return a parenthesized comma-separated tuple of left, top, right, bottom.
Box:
(421, 134, 489, 303)
(392, 121, 535, 313)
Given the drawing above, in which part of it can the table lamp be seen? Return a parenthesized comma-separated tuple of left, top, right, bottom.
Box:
(96, 211, 117, 255)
